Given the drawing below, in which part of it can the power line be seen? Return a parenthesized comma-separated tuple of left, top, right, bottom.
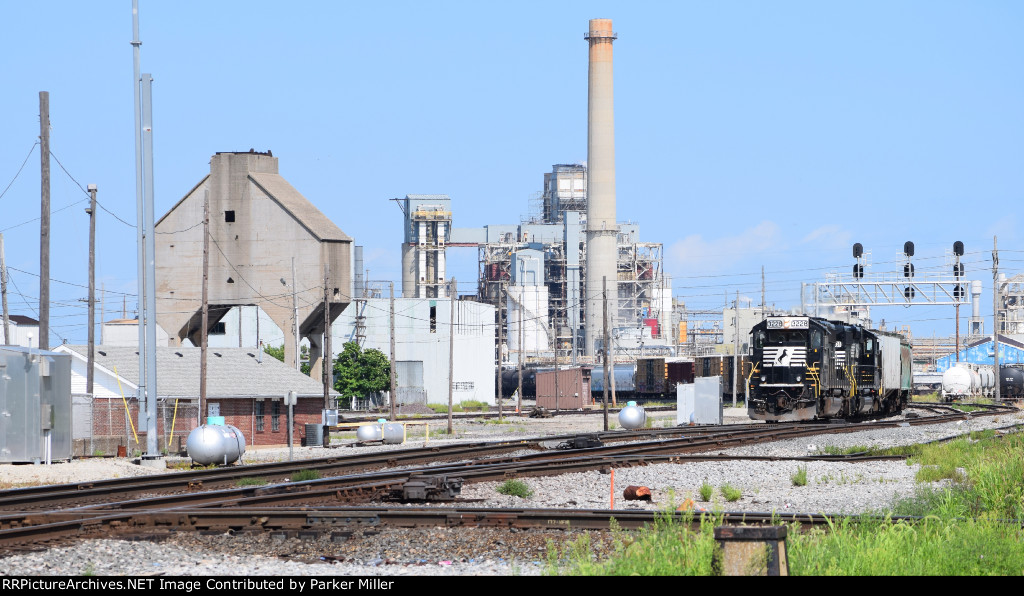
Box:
(0, 142, 38, 202)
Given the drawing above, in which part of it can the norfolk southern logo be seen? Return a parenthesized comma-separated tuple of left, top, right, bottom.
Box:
(763, 347, 806, 367)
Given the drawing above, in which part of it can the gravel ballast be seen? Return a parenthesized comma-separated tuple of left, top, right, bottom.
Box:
(1, 405, 1021, 576)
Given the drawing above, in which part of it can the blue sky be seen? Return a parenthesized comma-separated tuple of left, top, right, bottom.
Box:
(1, 1, 1022, 346)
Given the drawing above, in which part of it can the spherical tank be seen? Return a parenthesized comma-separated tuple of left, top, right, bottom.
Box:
(941, 367, 972, 399)
(186, 424, 246, 465)
(618, 401, 646, 429)
(381, 423, 405, 445)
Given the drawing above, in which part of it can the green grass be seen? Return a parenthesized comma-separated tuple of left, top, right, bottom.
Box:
(791, 466, 808, 487)
(496, 479, 534, 498)
(461, 399, 489, 412)
(427, 403, 464, 413)
(719, 484, 741, 502)
(236, 477, 268, 487)
(290, 469, 321, 482)
(546, 429, 1024, 575)
(698, 481, 713, 502)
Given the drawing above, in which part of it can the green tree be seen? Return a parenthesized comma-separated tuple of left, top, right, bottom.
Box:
(264, 343, 312, 376)
(332, 341, 390, 406)
(263, 343, 285, 362)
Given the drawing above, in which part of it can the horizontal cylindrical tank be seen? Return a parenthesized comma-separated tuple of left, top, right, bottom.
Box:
(382, 423, 405, 445)
(591, 363, 635, 394)
(356, 421, 384, 442)
(618, 401, 646, 430)
(186, 424, 246, 465)
(941, 366, 972, 399)
(979, 367, 995, 395)
(999, 366, 1024, 399)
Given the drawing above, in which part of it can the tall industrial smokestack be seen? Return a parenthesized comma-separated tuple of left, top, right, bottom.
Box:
(584, 18, 618, 357)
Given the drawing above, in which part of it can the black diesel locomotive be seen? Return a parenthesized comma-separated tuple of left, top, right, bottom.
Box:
(748, 316, 912, 422)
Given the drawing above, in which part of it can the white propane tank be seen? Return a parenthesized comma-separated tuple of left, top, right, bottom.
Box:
(356, 420, 384, 442)
(618, 401, 646, 430)
(941, 366, 972, 399)
(381, 423, 405, 445)
(186, 424, 246, 465)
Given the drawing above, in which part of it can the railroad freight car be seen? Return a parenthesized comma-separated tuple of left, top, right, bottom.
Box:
(694, 354, 751, 401)
(999, 365, 1024, 399)
(748, 316, 912, 422)
(634, 358, 695, 399)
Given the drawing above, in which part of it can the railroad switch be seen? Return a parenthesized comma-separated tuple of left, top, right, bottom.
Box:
(388, 475, 463, 502)
(556, 434, 604, 450)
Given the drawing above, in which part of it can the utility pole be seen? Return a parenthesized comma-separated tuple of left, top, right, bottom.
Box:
(39, 91, 50, 351)
(602, 276, 609, 431)
(761, 266, 766, 321)
(517, 296, 523, 415)
(733, 290, 739, 407)
(498, 282, 504, 413)
(323, 263, 332, 410)
(993, 236, 1000, 402)
(200, 191, 210, 423)
(389, 282, 396, 421)
(448, 278, 455, 434)
(1, 233, 9, 345)
(86, 185, 97, 396)
(291, 257, 299, 371)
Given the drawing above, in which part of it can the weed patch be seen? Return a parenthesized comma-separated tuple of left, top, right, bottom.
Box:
(497, 479, 533, 499)
(290, 469, 321, 482)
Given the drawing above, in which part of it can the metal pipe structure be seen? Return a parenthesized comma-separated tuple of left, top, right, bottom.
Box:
(141, 73, 158, 457)
(584, 19, 618, 356)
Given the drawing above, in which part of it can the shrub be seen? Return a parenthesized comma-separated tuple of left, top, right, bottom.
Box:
(698, 481, 713, 502)
(720, 484, 741, 502)
(497, 479, 533, 498)
(792, 466, 808, 487)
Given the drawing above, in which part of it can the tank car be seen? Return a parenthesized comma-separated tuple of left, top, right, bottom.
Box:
(941, 366, 973, 401)
(748, 316, 912, 422)
(999, 366, 1024, 399)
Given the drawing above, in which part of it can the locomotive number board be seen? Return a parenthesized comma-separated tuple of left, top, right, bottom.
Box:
(766, 317, 809, 329)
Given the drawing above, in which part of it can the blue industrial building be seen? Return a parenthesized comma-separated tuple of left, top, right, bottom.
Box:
(935, 334, 1024, 372)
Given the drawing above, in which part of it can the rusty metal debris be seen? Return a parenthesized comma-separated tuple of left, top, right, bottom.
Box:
(623, 485, 652, 501)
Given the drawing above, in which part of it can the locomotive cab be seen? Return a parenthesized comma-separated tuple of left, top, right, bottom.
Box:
(748, 316, 823, 421)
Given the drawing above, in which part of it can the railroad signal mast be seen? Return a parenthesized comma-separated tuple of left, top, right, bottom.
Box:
(811, 241, 973, 330)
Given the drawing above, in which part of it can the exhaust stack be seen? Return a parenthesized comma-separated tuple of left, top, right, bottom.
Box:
(584, 18, 618, 357)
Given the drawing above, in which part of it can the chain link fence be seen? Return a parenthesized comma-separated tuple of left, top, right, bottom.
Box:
(72, 395, 200, 456)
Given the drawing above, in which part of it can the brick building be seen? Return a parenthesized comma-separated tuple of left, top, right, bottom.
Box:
(56, 345, 336, 452)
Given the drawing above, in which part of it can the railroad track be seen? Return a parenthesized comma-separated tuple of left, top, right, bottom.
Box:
(0, 401, 1015, 555)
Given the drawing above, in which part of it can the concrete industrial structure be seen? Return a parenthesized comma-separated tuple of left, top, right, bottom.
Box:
(584, 18, 618, 357)
(155, 151, 352, 380)
(397, 195, 452, 300)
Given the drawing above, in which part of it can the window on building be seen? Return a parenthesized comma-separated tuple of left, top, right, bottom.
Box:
(225, 210, 235, 222)
(255, 400, 265, 432)
(271, 400, 280, 432)
(430, 305, 437, 333)
(210, 322, 226, 335)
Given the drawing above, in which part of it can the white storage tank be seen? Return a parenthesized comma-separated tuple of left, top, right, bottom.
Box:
(618, 401, 646, 429)
(381, 422, 405, 445)
(186, 423, 246, 465)
(356, 419, 385, 442)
